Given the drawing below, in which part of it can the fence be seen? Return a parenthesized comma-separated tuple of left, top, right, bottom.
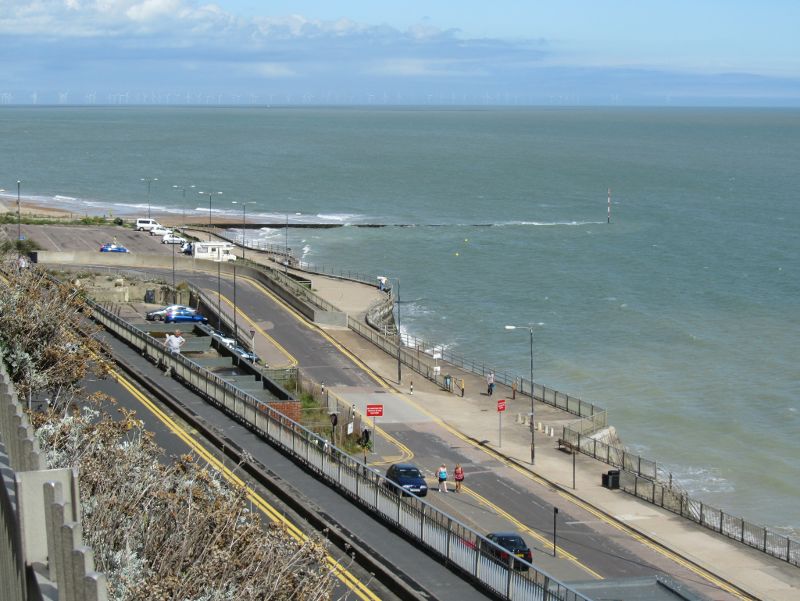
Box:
(620, 471, 800, 567)
(0, 361, 108, 601)
(87, 298, 589, 601)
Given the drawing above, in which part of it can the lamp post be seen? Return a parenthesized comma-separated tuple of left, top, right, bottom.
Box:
(231, 201, 255, 261)
(199, 190, 223, 240)
(396, 278, 402, 383)
(16, 180, 21, 251)
(172, 184, 195, 226)
(141, 177, 158, 219)
(232, 262, 238, 344)
(505, 323, 543, 465)
(284, 212, 302, 273)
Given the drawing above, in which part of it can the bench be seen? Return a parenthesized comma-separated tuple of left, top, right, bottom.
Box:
(557, 438, 577, 453)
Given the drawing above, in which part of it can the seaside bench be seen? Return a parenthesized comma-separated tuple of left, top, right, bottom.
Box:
(557, 438, 577, 453)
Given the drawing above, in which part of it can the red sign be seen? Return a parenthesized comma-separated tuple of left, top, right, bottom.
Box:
(497, 399, 506, 412)
(366, 404, 384, 417)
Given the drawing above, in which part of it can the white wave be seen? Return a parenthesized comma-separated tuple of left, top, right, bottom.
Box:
(497, 220, 606, 227)
(53, 195, 77, 201)
(316, 212, 365, 223)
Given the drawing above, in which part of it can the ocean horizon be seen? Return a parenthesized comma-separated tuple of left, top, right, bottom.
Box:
(1, 105, 798, 535)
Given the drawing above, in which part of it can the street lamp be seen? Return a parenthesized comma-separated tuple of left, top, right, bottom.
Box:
(231, 200, 255, 261)
(16, 180, 21, 251)
(284, 212, 302, 273)
(172, 184, 195, 226)
(141, 177, 158, 219)
(396, 278, 402, 383)
(505, 323, 544, 465)
(199, 190, 223, 241)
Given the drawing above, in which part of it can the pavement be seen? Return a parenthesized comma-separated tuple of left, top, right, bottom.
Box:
(199, 234, 800, 601)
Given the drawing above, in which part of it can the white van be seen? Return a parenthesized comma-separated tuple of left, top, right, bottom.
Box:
(135, 218, 161, 231)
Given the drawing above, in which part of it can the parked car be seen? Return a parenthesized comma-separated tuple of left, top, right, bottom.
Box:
(162, 233, 187, 245)
(146, 304, 193, 321)
(230, 344, 259, 363)
(164, 308, 208, 324)
(484, 532, 532, 571)
(150, 225, 171, 237)
(384, 463, 428, 497)
(99, 243, 129, 253)
(210, 329, 236, 348)
(135, 218, 161, 231)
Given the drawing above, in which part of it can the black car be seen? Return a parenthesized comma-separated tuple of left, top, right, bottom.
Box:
(385, 463, 428, 497)
(484, 532, 532, 571)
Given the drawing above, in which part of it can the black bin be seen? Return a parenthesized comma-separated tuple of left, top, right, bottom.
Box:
(601, 473, 609, 488)
(144, 289, 156, 303)
(607, 470, 620, 490)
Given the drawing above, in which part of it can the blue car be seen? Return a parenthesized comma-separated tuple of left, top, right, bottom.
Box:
(164, 308, 208, 324)
(99, 243, 129, 253)
(385, 463, 428, 497)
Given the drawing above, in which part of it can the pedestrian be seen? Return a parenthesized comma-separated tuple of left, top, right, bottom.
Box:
(454, 463, 465, 492)
(164, 329, 185, 354)
(437, 463, 448, 493)
(460, 378, 465, 397)
(487, 371, 495, 396)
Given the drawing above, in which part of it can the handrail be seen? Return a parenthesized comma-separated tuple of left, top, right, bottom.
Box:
(86, 297, 590, 601)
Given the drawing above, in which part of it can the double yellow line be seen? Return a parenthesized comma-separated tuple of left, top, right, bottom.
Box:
(110, 366, 380, 601)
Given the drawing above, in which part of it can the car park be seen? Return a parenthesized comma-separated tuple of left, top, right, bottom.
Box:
(162, 233, 187, 245)
(99, 243, 129, 253)
(135, 218, 161, 231)
(164, 308, 207, 324)
(484, 532, 532, 571)
(150, 225, 171, 237)
(384, 463, 428, 497)
(146, 304, 193, 321)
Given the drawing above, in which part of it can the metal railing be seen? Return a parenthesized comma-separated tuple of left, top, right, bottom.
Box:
(0, 362, 108, 601)
(620, 471, 800, 566)
(87, 298, 590, 601)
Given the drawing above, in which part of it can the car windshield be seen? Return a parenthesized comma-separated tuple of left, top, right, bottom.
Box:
(495, 535, 526, 549)
(396, 467, 421, 478)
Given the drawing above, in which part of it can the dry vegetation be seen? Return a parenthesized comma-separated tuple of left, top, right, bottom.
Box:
(1, 258, 336, 600)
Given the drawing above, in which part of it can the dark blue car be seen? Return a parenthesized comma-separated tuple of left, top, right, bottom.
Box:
(164, 308, 208, 324)
(385, 463, 428, 497)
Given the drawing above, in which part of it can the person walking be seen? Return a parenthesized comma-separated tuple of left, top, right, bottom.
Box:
(487, 371, 495, 396)
(437, 464, 448, 493)
(454, 464, 465, 492)
(164, 329, 185, 354)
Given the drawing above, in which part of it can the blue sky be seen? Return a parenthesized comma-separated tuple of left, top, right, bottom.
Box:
(1, 1, 798, 106)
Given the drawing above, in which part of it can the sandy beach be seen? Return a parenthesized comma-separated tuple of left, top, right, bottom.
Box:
(0, 196, 243, 228)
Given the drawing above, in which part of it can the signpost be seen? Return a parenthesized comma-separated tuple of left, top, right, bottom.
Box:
(497, 399, 506, 447)
(366, 404, 383, 456)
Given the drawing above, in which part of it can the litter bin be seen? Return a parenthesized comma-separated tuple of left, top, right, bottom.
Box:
(144, 289, 156, 303)
(601, 473, 609, 488)
(607, 470, 620, 490)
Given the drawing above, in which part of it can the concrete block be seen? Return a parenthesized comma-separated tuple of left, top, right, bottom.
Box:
(84, 572, 109, 601)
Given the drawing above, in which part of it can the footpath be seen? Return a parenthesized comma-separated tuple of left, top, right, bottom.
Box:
(197, 230, 800, 601)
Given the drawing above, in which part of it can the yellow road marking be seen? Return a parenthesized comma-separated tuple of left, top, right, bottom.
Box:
(225, 276, 414, 465)
(108, 366, 381, 601)
(208, 289, 297, 367)
(460, 487, 603, 579)
(235, 273, 754, 599)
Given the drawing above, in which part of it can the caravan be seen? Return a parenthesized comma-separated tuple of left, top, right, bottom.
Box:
(192, 241, 237, 262)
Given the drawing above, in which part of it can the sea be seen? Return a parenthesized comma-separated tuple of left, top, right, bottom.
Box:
(1, 106, 798, 534)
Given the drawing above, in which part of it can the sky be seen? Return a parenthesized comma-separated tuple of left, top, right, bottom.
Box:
(1, 1, 799, 106)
